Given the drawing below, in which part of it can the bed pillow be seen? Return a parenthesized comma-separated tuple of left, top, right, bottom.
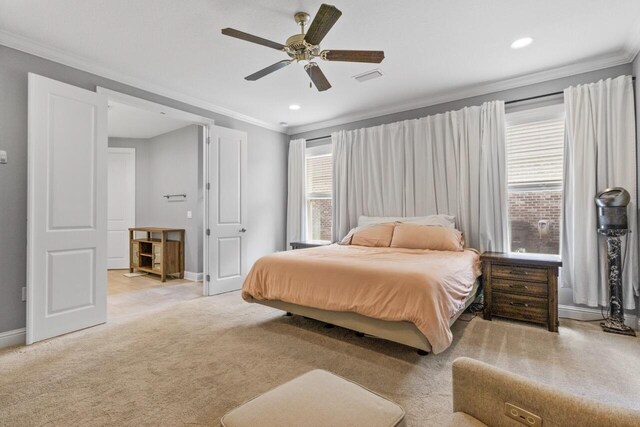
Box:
(390, 223, 464, 251)
(358, 215, 456, 228)
(348, 223, 396, 247)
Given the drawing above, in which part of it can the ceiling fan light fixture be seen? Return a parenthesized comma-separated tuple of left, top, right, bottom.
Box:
(511, 37, 533, 49)
(221, 3, 384, 92)
(289, 104, 301, 111)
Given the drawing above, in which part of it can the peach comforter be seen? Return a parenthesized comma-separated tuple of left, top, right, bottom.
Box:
(242, 244, 481, 354)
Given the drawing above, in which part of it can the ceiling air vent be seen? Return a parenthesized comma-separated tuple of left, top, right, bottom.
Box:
(353, 69, 383, 83)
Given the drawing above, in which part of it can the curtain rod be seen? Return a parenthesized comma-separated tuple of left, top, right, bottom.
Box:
(504, 91, 563, 105)
(306, 135, 332, 142)
(301, 77, 636, 140)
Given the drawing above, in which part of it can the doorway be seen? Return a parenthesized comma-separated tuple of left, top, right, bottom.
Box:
(103, 91, 207, 320)
(27, 75, 248, 344)
(107, 147, 135, 269)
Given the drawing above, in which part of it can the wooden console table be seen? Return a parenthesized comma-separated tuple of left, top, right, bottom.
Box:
(129, 227, 185, 282)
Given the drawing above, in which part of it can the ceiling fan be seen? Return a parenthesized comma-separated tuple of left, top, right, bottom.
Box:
(221, 3, 385, 92)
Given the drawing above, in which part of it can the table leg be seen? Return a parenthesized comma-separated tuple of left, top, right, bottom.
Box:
(161, 231, 166, 282)
(179, 230, 185, 279)
(129, 229, 134, 273)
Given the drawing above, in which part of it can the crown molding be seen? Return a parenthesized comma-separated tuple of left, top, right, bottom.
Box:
(624, 16, 640, 63)
(287, 49, 633, 135)
(2, 29, 635, 138)
(0, 30, 286, 133)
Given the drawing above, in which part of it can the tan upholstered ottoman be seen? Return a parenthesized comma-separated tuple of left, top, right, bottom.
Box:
(220, 369, 406, 427)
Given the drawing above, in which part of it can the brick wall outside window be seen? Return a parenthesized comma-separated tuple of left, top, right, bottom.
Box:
(308, 199, 332, 241)
(508, 189, 562, 254)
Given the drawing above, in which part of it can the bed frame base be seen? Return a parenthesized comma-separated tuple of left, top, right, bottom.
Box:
(257, 298, 433, 351)
(253, 280, 481, 354)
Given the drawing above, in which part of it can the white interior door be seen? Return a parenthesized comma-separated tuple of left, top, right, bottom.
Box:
(107, 148, 135, 269)
(206, 125, 247, 295)
(27, 73, 108, 344)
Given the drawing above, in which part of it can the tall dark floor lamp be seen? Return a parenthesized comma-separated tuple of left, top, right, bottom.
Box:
(595, 187, 636, 336)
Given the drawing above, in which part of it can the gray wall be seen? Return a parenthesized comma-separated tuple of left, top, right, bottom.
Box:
(0, 44, 288, 335)
(109, 125, 203, 273)
(292, 63, 637, 311)
(292, 64, 632, 140)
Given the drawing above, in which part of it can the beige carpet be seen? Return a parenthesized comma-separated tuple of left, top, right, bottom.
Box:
(1, 292, 639, 427)
(107, 269, 202, 321)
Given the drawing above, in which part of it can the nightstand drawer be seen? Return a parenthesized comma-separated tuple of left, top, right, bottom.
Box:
(492, 292, 548, 324)
(492, 264, 548, 283)
(492, 278, 548, 297)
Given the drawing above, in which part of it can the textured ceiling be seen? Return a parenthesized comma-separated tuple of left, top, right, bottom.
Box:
(1, 0, 639, 133)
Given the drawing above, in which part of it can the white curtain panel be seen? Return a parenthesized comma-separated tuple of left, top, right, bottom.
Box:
(286, 139, 306, 249)
(332, 122, 405, 241)
(332, 101, 508, 252)
(562, 75, 638, 309)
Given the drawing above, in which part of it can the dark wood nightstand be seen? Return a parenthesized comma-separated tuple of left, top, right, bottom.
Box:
(481, 252, 562, 332)
(290, 240, 331, 250)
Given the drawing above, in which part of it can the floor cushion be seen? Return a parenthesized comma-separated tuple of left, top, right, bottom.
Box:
(443, 412, 489, 427)
(220, 369, 405, 427)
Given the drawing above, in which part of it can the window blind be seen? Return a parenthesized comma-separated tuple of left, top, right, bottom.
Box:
(306, 154, 332, 198)
(506, 117, 564, 187)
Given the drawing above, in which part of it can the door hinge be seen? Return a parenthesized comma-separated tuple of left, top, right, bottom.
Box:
(206, 228, 210, 236)
(206, 275, 211, 282)
(206, 182, 210, 190)
(206, 136, 211, 144)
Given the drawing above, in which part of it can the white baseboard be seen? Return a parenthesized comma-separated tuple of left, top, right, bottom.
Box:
(183, 271, 203, 282)
(559, 304, 638, 329)
(0, 328, 26, 349)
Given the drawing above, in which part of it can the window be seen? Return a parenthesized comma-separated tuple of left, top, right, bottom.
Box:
(506, 104, 564, 255)
(305, 141, 332, 241)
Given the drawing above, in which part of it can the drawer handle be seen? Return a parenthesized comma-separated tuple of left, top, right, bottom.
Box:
(509, 302, 530, 308)
(508, 284, 528, 290)
(510, 270, 529, 276)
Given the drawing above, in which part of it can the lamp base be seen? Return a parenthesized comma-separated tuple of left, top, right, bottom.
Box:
(601, 318, 636, 336)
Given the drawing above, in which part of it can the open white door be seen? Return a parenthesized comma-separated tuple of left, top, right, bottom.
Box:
(107, 148, 136, 269)
(206, 126, 247, 295)
(27, 74, 108, 344)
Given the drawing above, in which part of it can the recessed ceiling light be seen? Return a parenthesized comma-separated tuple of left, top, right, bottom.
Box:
(511, 37, 533, 49)
(289, 104, 301, 111)
(280, 122, 289, 127)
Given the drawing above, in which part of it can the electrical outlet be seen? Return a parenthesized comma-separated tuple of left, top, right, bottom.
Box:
(187, 210, 193, 219)
(505, 403, 541, 427)
(21, 286, 26, 301)
(0, 150, 7, 164)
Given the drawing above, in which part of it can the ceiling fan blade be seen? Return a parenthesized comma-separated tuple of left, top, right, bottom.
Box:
(305, 64, 332, 92)
(221, 28, 285, 51)
(304, 4, 342, 46)
(322, 50, 385, 63)
(245, 60, 292, 81)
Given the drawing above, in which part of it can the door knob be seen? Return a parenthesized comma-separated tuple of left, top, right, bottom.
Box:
(239, 228, 247, 233)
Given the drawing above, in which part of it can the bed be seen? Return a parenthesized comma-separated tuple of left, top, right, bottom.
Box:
(242, 243, 482, 354)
